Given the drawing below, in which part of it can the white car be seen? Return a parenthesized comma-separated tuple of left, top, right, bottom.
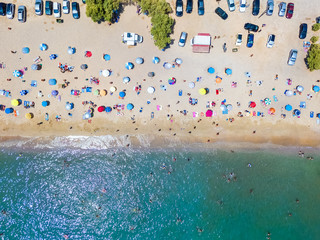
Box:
(287, 49, 297, 66)
(178, 32, 187, 47)
(278, 2, 286, 17)
(266, 34, 275, 48)
(227, 0, 235, 12)
(62, 0, 70, 14)
(235, 34, 242, 46)
(53, 2, 61, 18)
(239, 0, 246, 12)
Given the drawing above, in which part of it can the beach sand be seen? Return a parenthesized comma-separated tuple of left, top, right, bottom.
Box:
(1, 1, 320, 147)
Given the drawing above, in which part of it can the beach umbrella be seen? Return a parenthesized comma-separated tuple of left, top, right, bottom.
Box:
(94, 89, 100, 96)
(152, 56, 160, 64)
(264, 98, 271, 105)
(312, 85, 320, 92)
(148, 72, 155, 77)
(147, 86, 155, 94)
(20, 90, 28, 96)
(65, 102, 74, 110)
(296, 85, 304, 92)
(285, 104, 292, 111)
(101, 69, 110, 77)
(226, 104, 233, 111)
(103, 54, 111, 61)
(100, 89, 107, 96)
(81, 64, 88, 70)
(85, 51, 92, 57)
(293, 109, 301, 116)
(11, 99, 20, 106)
(105, 106, 112, 113)
(84, 112, 91, 119)
(206, 109, 213, 117)
(5, 108, 14, 114)
(49, 79, 57, 85)
(188, 82, 195, 89)
(98, 106, 105, 112)
(216, 77, 222, 84)
(13, 70, 21, 77)
(249, 101, 256, 108)
(49, 54, 58, 60)
(22, 47, 30, 54)
(31, 64, 39, 70)
(123, 77, 130, 84)
(39, 43, 48, 51)
(199, 88, 207, 95)
(119, 91, 126, 98)
(68, 47, 76, 55)
(208, 67, 215, 74)
(42, 101, 49, 107)
(127, 103, 134, 110)
(175, 58, 183, 65)
(284, 90, 293, 97)
(225, 68, 232, 75)
(168, 77, 176, 85)
(163, 62, 172, 69)
(268, 108, 276, 115)
(110, 86, 116, 92)
(125, 62, 134, 70)
(51, 90, 59, 96)
(220, 105, 227, 111)
(25, 113, 33, 119)
(135, 57, 144, 64)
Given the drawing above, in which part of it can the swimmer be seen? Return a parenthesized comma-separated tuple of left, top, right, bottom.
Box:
(162, 164, 166, 169)
(173, 157, 176, 161)
(63, 234, 69, 239)
(288, 212, 292, 217)
(247, 163, 252, 168)
(296, 199, 299, 203)
(250, 188, 254, 193)
(196, 227, 203, 233)
(102, 188, 107, 193)
(168, 171, 171, 174)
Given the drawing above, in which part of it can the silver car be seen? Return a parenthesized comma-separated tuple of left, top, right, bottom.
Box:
(178, 32, 187, 47)
(266, 0, 274, 16)
(17, 5, 26, 22)
(266, 34, 275, 48)
(6, 3, 15, 19)
(287, 49, 298, 66)
(278, 2, 286, 17)
(227, 0, 235, 12)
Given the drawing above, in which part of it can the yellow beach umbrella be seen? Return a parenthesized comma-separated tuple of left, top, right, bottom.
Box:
(25, 113, 33, 119)
(100, 89, 107, 96)
(199, 88, 207, 95)
(11, 99, 19, 106)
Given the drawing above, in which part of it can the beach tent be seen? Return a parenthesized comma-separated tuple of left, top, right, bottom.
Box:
(42, 101, 49, 107)
(100, 89, 107, 96)
(175, 58, 183, 65)
(68, 47, 76, 55)
(119, 91, 126, 98)
(225, 68, 232, 75)
(208, 67, 215, 74)
(206, 109, 213, 117)
(13, 70, 22, 78)
(25, 113, 33, 119)
(51, 90, 59, 96)
(249, 101, 256, 108)
(148, 72, 155, 77)
(127, 103, 134, 110)
(105, 106, 112, 113)
(147, 87, 155, 94)
(312, 85, 320, 92)
(39, 43, 48, 51)
(125, 62, 134, 70)
(65, 102, 74, 110)
(85, 51, 92, 57)
(296, 85, 304, 93)
(285, 104, 292, 111)
(98, 106, 105, 112)
(11, 99, 20, 106)
(199, 88, 208, 95)
(189, 82, 195, 89)
(49, 79, 57, 85)
(103, 54, 111, 61)
(22, 47, 30, 54)
(123, 77, 130, 84)
(5, 108, 14, 114)
(152, 57, 160, 64)
(216, 76, 222, 84)
(101, 69, 111, 77)
(135, 57, 144, 64)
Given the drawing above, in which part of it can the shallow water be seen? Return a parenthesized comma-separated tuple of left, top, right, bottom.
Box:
(0, 147, 319, 239)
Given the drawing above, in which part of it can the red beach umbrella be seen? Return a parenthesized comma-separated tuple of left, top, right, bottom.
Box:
(249, 101, 256, 108)
(85, 51, 92, 57)
(98, 106, 105, 112)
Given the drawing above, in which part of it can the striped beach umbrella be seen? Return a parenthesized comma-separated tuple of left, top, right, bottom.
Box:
(264, 98, 271, 105)
(125, 62, 134, 70)
(123, 77, 130, 84)
(152, 56, 160, 64)
(39, 43, 48, 51)
(13, 70, 21, 77)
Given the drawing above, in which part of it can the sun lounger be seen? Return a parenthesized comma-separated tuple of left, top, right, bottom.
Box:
(273, 95, 278, 102)
(310, 111, 314, 118)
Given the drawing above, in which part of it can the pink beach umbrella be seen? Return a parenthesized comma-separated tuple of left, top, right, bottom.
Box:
(206, 109, 213, 117)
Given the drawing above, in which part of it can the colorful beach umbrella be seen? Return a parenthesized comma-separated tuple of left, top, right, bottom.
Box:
(285, 104, 292, 111)
(152, 57, 160, 64)
(49, 79, 57, 85)
(39, 43, 48, 51)
(11, 99, 19, 106)
(225, 68, 232, 75)
(22, 47, 30, 54)
(168, 77, 176, 85)
(249, 101, 256, 108)
(105, 106, 112, 113)
(25, 113, 33, 119)
(268, 108, 276, 115)
(312, 85, 320, 92)
(125, 62, 134, 70)
(135, 57, 144, 64)
(49, 54, 58, 60)
(85, 51, 92, 57)
(163, 62, 172, 69)
(264, 98, 271, 105)
(103, 54, 111, 61)
(5, 108, 14, 114)
(208, 67, 215, 74)
(127, 103, 134, 110)
(98, 106, 105, 112)
(13, 70, 21, 77)
(119, 91, 126, 98)
(285, 90, 293, 97)
(199, 88, 207, 95)
(123, 77, 130, 84)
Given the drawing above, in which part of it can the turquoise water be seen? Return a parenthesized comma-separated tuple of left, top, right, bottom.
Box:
(0, 147, 320, 239)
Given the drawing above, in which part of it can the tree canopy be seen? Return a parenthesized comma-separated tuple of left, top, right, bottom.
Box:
(86, 0, 120, 23)
(306, 44, 320, 71)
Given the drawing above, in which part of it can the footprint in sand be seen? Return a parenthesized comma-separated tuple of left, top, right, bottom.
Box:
(44, 21, 47, 24)
(51, 21, 55, 24)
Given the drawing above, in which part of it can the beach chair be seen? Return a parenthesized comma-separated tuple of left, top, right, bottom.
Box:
(310, 111, 314, 118)
(273, 95, 278, 102)
(151, 112, 154, 119)
(179, 90, 182, 96)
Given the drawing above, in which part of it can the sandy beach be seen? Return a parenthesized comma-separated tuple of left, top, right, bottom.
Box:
(1, 0, 320, 147)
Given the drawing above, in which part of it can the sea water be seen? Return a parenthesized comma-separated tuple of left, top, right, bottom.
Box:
(0, 146, 320, 239)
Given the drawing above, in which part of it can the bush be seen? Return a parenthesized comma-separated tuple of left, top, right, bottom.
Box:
(310, 36, 319, 43)
(86, 0, 120, 23)
(306, 44, 320, 71)
(312, 23, 320, 31)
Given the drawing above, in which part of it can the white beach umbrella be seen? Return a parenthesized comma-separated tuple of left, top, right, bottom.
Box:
(188, 82, 195, 89)
(147, 87, 155, 94)
(101, 70, 110, 77)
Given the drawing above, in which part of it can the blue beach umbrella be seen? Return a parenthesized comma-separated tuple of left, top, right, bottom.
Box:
(39, 43, 48, 51)
(127, 103, 134, 110)
(208, 67, 215, 74)
(225, 68, 232, 75)
(104, 54, 111, 61)
(22, 47, 30, 54)
(105, 106, 112, 113)
(135, 57, 144, 64)
(42, 101, 49, 107)
(152, 57, 160, 64)
(285, 104, 292, 111)
(5, 108, 14, 114)
(65, 102, 74, 110)
(293, 109, 301, 116)
(68, 47, 76, 55)
(51, 90, 59, 96)
(13, 70, 21, 77)
(49, 79, 57, 85)
(119, 91, 126, 98)
(313, 85, 320, 92)
(49, 54, 58, 60)
(125, 62, 134, 70)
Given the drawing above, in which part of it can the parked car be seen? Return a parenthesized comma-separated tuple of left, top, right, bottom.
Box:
(53, 2, 61, 18)
(215, 7, 228, 20)
(227, 0, 235, 12)
(266, 0, 274, 16)
(239, 0, 246, 13)
(72, 2, 79, 19)
(0, 2, 6, 16)
(198, 0, 204, 16)
(244, 23, 259, 32)
(186, 0, 192, 13)
(286, 3, 294, 19)
(235, 34, 242, 46)
(252, 0, 259, 16)
(287, 49, 297, 66)
(45, 1, 53, 15)
(178, 32, 187, 47)
(247, 33, 254, 48)
(35, 0, 43, 15)
(278, 2, 286, 17)
(62, 0, 70, 14)
(6, 3, 15, 19)
(17, 5, 26, 22)
(317, 17, 320, 24)
(176, 0, 183, 17)
(266, 34, 275, 48)
(299, 23, 307, 39)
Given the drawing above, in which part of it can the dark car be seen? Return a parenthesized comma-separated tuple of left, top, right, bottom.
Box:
(186, 0, 192, 13)
(299, 23, 307, 39)
(244, 23, 259, 32)
(6, 3, 15, 19)
(286, 3, 294, 19)
(198, 0, 204, 16)
(17, 5, 26, 22)
(252, 0, 260, 16)
(215, 7, 228, 20)
(0, 2, 6, 16)
(176, 0, 183, 17)
(72, 2, 79, 19)
(247, 33, 254, 48)
(35, 0, 43, 16)
(45, 1, 53, 15)
(316, 17, 320, 23)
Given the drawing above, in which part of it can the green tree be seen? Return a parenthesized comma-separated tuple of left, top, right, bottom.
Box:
(86, 0, 120, 23)
(306, 44, 320, 71)
(312, 23, 320, 31)
(310, 36, 319, 43)
(151, 13, 174, 49)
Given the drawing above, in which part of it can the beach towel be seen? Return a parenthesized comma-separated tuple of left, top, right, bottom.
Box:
(31, 80, 37, 87)
(157, 105, 162, 111)
(222, 110, 228, 115)
(253, 111, 256, 116)
(193, 112, 198, 118)
(300, 101, 306, 109)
